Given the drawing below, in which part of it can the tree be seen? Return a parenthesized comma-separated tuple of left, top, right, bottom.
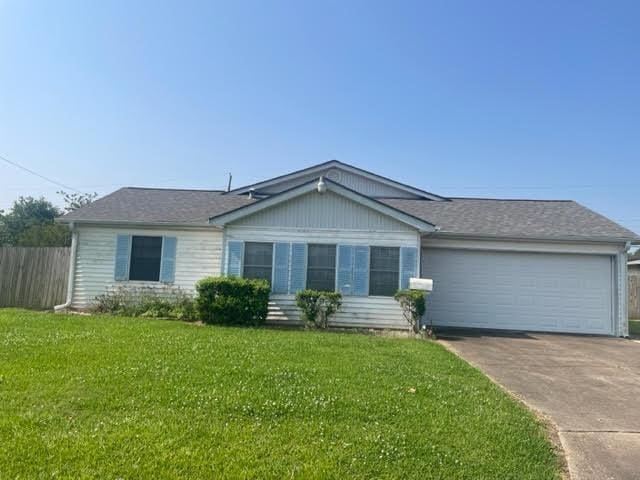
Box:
(16, 223, 71, 247)
(57, 190, 98, 214)
(0, 196, 64, 246)
(0, 191, 97, 247)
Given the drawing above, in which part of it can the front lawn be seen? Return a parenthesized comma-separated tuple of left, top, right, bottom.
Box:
(630, 319, 640, 337)
(0, 309, 560, 479)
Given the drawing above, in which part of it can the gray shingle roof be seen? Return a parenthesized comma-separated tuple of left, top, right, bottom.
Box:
(59, 187, 638, 241)
(58, 187, 255, 224)
(382, 197, 638, 240)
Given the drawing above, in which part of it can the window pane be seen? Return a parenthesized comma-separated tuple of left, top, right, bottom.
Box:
(308, 244, 336, 268)
(243, 242, 273, 282)
(307, 244, 336, 291)
(369, 246, 399, 296)
(129, 236, 163, 281)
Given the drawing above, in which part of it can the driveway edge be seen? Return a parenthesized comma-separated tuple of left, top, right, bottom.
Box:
(438, 338, 570, 480)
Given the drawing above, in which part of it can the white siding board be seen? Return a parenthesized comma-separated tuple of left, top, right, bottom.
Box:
(232, 190, 414, 231)
(72, 226, 223, 309)
(268, 295, 408, 329)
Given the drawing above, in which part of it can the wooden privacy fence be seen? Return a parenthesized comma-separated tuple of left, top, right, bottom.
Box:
(630, 275, 640, 320)
(0, 247, 70, 309)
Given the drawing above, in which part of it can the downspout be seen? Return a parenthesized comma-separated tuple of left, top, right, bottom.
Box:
(54, 223, 78, 312)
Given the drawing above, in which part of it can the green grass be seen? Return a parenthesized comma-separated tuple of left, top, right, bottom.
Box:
(0, 309, 560, 479)
(630, 320, 640, 336)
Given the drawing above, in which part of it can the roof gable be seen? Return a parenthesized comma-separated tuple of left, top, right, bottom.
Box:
(211, 177, 436, 233)
(227, 160, 448, 201)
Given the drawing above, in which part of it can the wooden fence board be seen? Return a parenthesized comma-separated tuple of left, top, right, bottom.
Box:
(0, 247, 70, 309)
(630, 275, 640, 320)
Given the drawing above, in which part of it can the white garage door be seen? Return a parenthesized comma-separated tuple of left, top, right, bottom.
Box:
(422, 249, 614, 335)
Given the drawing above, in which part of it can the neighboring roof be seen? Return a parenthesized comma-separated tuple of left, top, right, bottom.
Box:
(382, 197, 638, 241)
(629, 260, 640, 266)
(58, 187, 255, 225)
(226, 159, 449, 201)
(210, 177, 436, 233)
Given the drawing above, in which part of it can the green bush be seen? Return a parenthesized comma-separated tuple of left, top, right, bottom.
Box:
(195, 277, 270, 326)
(93, 286, 197, 321)
(393, 289, 426, 334)
(295, 289, 342, 329)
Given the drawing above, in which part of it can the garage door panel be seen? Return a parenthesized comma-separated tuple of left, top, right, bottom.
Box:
(422, 249, 613, 335)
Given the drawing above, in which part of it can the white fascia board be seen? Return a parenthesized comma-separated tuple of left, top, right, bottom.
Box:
(56, 219, 222, 231)
(227, 160, 446, 201)
(211, 178, 436, 233)
(423, 235, 627, 255)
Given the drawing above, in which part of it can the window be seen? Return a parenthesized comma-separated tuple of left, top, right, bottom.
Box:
(243, 242, 273, 282)
(307, 244, 336, 291)
(369, 246, 399, 296)
(129, 236, 163, 281)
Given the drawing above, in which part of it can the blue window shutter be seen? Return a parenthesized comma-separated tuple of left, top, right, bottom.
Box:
(400, 246, 418, 290)
(352, 246, 369, 296)
(114, 234, 131, 281)
(337, 245, 354, 295)
(289, 243, 306, 293)
(272, 242, 290, 294)
(159, 236, 177, 283)
(226, 241, 244, 277)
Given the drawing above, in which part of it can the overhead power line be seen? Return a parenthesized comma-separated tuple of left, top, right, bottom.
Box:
(0, 153, 83, 193)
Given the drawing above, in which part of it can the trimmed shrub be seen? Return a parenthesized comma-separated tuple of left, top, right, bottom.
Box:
(93, 286, 197, 321)
(295, 289, 342, 329)
(393, 289, 426, 334)
(195, 277, 270, 326)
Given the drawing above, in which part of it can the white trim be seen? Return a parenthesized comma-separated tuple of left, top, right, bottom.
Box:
(423, 237, 624, 255)
(616, 253, 629, 337)
(227, 160, 447, 201)
(211, 178, 435, 233)
(56, 219, 222, 231)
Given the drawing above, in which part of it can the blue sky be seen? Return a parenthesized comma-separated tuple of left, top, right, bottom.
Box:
(1, 0, 638, 233)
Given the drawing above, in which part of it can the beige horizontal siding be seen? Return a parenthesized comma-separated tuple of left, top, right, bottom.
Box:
(72, 226, 222, 309)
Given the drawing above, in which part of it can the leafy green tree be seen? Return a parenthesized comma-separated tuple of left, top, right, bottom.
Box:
(0, 196, 63, 246)
(16, 223, 71, 247)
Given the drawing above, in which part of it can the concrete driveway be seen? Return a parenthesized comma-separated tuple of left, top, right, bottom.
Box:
(439, 330, 640, 480)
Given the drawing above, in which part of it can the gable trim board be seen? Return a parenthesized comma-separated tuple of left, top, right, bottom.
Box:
(226, 159, 449, 201)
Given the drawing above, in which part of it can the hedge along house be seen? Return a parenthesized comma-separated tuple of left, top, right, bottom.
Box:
(57, 160, 638, 336)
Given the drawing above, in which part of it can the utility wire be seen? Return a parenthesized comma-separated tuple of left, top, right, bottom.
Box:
(0, 153, 83, 193)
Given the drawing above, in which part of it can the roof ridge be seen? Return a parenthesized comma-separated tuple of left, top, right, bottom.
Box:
(124, 186, 225, 193)
(447, 196, 575, 203)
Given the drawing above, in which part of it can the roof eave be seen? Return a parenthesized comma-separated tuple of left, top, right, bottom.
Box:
(426, 231, 639, 245)
(55, 218, 222, 230)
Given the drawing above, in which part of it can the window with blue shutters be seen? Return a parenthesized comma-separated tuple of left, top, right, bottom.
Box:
(114, 235, 175, 282)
